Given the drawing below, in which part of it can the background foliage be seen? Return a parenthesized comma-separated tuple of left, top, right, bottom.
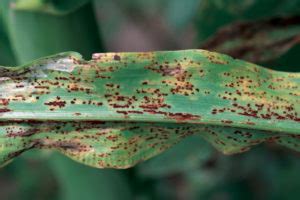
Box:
(0, 0, 299, 199)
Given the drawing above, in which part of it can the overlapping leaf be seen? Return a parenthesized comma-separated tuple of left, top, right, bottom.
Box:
(202, 16, 300, 64)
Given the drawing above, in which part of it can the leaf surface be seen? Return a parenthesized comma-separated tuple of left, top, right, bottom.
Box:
(0, 49, 299, 168)
(202, 16, 300, 65)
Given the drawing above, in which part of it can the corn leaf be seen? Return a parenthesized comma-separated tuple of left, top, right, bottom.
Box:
(0, 0, 102, 64)
(202, 16, 300, 66)
(0, 49, 299, 169)
(0, 3, 16, 66)
(195, 0, 300, 43)
(11, 0, 91, 14)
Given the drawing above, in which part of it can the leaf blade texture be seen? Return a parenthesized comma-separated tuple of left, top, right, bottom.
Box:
(0, 49, 299, 168)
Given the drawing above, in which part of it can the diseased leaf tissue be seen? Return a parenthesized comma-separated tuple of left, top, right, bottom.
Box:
(0, 49, 299, 168)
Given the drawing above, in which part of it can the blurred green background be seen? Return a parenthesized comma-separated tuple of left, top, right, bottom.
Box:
(0, 0, 300, 199)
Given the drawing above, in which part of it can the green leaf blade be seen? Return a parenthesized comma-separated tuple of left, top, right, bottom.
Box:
(0, 49, 299, 168)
